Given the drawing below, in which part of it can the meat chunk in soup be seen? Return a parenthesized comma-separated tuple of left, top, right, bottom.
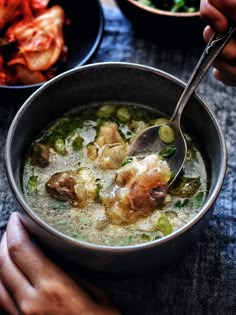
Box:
(45, 168, 97, 207)
(149, 185, 168, 206)
(102, 154, 171, 224)
(96, 121, 125, 146)
(87, 121, 127, 170)
(98, 143, 127, 170)
(31, 143, 50, 167)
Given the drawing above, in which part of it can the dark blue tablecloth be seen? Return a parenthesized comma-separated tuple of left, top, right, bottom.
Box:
(0, 4, 236, 314)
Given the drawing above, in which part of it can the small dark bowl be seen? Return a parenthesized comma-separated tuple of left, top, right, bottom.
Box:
(0, 0, 104, 105)
(5, 62, 226, 274)
(115, 0, 206, 47)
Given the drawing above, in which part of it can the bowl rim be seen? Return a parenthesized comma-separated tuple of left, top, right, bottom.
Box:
(124, 0, 200, 17)
(0, 0, 104, 91)
(5, 61, 226, 253)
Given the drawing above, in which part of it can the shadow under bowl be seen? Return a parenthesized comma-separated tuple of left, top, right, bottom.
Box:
(5, 62, 226, 274)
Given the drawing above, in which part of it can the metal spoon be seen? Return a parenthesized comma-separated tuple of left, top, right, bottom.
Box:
(128, 27, 235, 185)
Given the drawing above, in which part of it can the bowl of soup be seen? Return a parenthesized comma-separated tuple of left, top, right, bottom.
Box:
(114, 0, 205, 46)
(5, 62, 226, 273)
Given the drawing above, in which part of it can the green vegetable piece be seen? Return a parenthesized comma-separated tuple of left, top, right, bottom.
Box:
(72, 135, 84, 151)
(95, 183, 103, 199)
(193, 191, 205, 208)
(150, 118, 169, 126)
(174, 200, 183, 208)
(116, 106, 131, 123)
(121, 157, 133, 166)
(159, 125, 175, 144)
(141, 233, 151, 241)
(175, 198, 190, 208)
(127, 235, 133, 244)
(28, 175, 38, 192)
(54, 138, 66, 155)
(137, 0, 155, 7)
(159, 146, 176, 158)
(157, 215, 173, 236)
(96, 105, 116, 118)
(171, 0, 185, 12)
(169, 176, 201, 198)
(136, 0, 199, 13)
(41, 116, 82, 147)
(182, 198, 190, 207)
(151, 234, 162, 241)
(131, 106, 150, 121)
(187, 7, 196, 13)
(140, 232, 162, 242)
(118, 122, 133, 141)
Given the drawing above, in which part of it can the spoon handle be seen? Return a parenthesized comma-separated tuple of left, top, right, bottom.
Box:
(171, 26, 236, 124)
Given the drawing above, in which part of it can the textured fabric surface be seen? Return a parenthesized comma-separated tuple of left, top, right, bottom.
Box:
(0, 4, 236, 314)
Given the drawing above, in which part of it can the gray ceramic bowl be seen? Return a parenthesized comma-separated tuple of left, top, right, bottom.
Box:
(5, 62, 226, 274)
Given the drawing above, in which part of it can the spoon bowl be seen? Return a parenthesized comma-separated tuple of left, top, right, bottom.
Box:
(127, 122, 187, 185)
(128, 27, 235, 184)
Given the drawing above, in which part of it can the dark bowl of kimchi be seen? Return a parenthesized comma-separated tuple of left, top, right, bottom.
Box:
(114, 0, 205, 47)
(0, 0, 104, 105)
(5, 62, 226, 274)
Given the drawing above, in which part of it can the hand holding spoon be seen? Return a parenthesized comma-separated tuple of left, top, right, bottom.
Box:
(128, 27, 235, 185)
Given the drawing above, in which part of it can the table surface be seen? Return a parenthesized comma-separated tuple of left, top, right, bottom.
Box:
(1, 2, 236, 314)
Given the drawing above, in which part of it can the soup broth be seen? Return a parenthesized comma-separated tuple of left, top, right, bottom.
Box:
(23, 103, 207, 246)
